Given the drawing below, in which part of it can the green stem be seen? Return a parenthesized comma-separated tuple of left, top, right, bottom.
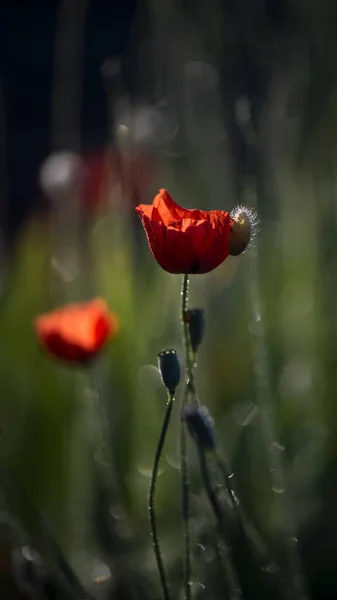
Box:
(181, 274, 197, 402)
(180, 274, 192, 600)
(214, 452, 278, 576)
(197, 444, 242, 600)
(148, 392, 174, 600)
(180, 413, 190, 599)
(214, 453, 250, 547)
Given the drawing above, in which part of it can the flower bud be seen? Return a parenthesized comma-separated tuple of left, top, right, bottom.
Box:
(157, 349, 181, 394)
(229, 205, 258, 256)
(186, 308, 205, 353)
(181, 403, 215, 450)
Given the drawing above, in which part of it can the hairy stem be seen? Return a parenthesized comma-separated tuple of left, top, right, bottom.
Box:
(180, 274, 192, 600)
(181, 274, 197, 401)
(148, 392, 174, 600)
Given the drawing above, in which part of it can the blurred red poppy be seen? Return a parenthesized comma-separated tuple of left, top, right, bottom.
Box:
(136, 189, 233, 274)
(80, 149, 156, 213)
(35, 298, 118, 363)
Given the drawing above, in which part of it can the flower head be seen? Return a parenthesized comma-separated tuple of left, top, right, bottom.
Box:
(34, 298, 118, 364)
(157, 349, 181, 394)
(181, 403, 216, 450)
(136, 189, 233, 274)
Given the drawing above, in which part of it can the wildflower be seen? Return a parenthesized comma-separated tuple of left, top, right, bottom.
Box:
(157, 349, 181, 394)
(136, 189, 233, 274)
(185, 308, 206, 353)
(181, 403, 216, 450)
(34, 298, 118, 363)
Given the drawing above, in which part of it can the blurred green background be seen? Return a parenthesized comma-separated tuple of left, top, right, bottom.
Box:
(1, 0, 337, 598)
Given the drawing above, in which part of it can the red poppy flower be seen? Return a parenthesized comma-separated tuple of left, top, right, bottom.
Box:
(34, 298, 118, 363)
(136, 189, 233, 274)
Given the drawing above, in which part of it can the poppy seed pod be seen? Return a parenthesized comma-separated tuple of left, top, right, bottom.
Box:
(181, 403, 216, 450)
(228, 205, 258, 256)
(186, 308, 206, 353)
(157, 349, 181, 394)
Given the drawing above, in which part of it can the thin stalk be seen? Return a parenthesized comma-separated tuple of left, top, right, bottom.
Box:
(180, 274, 192, 600)
(181, 274, 197, 401)
(180, 414, 190, 600)
(148, 392, 174, 600)
(214, 453, 280, 577)
(197, 444, 242, 600)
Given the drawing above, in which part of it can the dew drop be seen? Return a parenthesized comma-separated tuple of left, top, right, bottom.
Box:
(234, 402, 259, 426)
(51, 254, 79, 283)
(272, 484, 286, 494)
(137, 365, 162, 391)
(137, 466, 164, 478)
(94, 445, 111, 468)
(21, 547, 35, 562)
(190, 581, 206, 596)
(92, 560, 111, 584)
(165, 453, 180, 470)
(262, 563, 279, 574)
(109, 504, 125, 520)
(286, 536, 298, 548)
(270, 441, 285, 454)
(204, 546, 216, 563)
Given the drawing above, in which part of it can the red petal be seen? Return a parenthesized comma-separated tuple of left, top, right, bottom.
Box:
(153, 189, 207, 225)
(135, 203, 154, 220)
(161, 226, 195, 273)
(152, 189, 187, 225)
(197, 219, 231, 273)
(139, 214, 166, 267)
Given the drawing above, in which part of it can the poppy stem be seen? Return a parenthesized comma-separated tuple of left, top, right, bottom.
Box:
(180, 274, 193, 600)
(180, 409, 190, 600)
(181, 274, 197, 402)
(148, 391, 174, 600)
(196, 444, 242, 600)
(214, 453, 272, 567)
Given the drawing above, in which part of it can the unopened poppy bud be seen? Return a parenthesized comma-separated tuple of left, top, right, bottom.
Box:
(157, 349, 181, 394)
(181, 403, 216, 450)
(229, 206, 258, 256)
(186, 308, 205, 353)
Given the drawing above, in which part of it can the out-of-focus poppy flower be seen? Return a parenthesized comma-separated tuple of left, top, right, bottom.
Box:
(34, 298, 118, 363)
(80, 149, 156, 213)
(39, 147, 157, 217)
(136, 189, 233, 274)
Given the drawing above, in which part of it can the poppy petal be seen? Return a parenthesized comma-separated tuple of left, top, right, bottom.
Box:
(197, 228, 231, 273)
(138, 214, 166, 267)
(162, 226, 195, 273)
